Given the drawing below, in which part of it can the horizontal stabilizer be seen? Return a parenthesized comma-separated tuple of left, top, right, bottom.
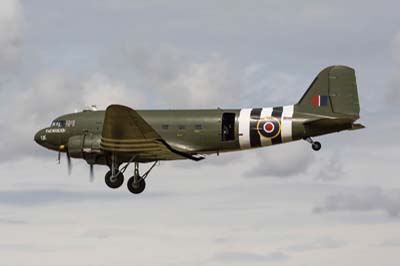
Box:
(303, 117, 364, 136)
(350, 123, 366, 130)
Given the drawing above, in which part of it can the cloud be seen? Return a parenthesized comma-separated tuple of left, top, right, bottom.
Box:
(244, 142, 315, 178)
(214, 251, 288, 262)
(284, 237, 346, 252)
(81, 73, 147, 109)
(380, 238, 400, 247)
(0, 0, 23, 71)
(16, 71, 79, 120)
(385, 32, 400, 104)
(0, 218, 28, 225)
(393, 32, 400, 65)
(242, 63, 304, 107)
(385, 76, 400, 104)
(314, 152, 344, 181)
(313, 187, 400, 217)
(0, 189, 176, 206)
(110, 43, 242, 108)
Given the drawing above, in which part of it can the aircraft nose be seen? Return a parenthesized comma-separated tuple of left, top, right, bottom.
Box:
(34, 129, 46, 145)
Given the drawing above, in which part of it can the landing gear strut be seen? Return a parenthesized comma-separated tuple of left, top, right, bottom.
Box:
(105, 153, 125, 189)
(304, 137, 322, 151)
(127, 161, 158, 194)
(104, 153, 158, 194)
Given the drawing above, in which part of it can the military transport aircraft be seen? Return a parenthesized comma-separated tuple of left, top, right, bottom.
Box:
(34, 65, 364, 194)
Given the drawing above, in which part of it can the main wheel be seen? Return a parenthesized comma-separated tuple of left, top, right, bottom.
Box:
(127, 177, 146, 194)
(105, 170, 124, 189)
(312, 141, 322, 151)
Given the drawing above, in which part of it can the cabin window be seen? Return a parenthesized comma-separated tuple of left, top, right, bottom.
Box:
(178, 125, 186, 130)
(194, 124, 203, 130)
(161, 124, 169, 130)
(221, 113, 235, 141)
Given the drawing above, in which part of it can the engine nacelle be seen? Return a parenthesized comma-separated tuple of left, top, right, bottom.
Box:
(67, 134, 103, 163)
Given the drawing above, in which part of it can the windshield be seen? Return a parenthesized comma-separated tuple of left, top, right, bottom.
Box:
(51, 120, 66, 128)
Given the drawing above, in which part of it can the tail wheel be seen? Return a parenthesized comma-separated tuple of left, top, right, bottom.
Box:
(105, 170, 124, 189)
(312, 141, 322, 151)
(127, 177, 146, 194)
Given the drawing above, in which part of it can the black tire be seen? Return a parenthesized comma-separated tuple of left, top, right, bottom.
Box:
(105, 170, 124, 189)
(312, 141, 322, 151)
(127, 177, 146, 194)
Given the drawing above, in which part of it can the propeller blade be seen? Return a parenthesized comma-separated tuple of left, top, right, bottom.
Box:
(66, 149, 72, 176)
(90, 164, 94, 182)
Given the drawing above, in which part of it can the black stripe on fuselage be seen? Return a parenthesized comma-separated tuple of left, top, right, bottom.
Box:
(271, 106, 283, 145)
(250, 108, 262, 148)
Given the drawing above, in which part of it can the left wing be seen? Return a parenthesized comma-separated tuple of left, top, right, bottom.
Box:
(100, 105, 204, 161)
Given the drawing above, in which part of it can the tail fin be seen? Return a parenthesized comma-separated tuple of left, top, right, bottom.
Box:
(296, 65, 360, 119)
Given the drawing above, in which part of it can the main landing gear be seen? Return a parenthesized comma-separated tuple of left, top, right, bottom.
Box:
(105, 170, 124, 189)
(304, 137, 322, 151)
(104, 154, 158, 194)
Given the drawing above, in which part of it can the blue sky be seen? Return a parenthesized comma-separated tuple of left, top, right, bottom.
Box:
(0, 0, 400, 265)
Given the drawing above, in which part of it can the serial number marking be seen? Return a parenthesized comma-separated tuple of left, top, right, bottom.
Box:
(46, 128, 66, 134)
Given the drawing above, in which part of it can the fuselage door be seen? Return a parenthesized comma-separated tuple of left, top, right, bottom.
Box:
(221, 113, 235, 142)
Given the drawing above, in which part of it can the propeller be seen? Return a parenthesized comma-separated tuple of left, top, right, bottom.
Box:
(59, 142, 95, 182)
(66, 147, 72, 176)
(89, 164, 94, 182)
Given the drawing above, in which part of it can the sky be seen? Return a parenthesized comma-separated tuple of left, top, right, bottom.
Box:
(0, 0, 399, 265)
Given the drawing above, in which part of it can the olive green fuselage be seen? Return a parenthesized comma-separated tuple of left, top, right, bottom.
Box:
(34, 105, 355, 165)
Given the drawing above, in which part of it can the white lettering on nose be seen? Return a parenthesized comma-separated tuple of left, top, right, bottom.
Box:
(45, 128, 66, 134)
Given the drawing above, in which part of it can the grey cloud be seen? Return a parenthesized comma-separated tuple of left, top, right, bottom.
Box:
(385, 77, 400, 104)
(81, 73, 147, 110)
(380, 238, 400, 247)
(284, 237, 346, 252)
(393, 32, 400, 64)
(108, 43, 242, 108)
(314, 152, 344, 181)
(0, 0, 23, 72)
(0, 218, 28, 225)
(0, 244, 37, 252)
(242, 63, 305, 107)
(313, 187, 400, 217)
(385, 32, 400, 104)
(214, 251, 288, 263)
(0, 189, 176, 206)
(244, 142, 315, 178)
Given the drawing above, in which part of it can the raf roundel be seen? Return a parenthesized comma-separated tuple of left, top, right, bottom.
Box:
(257, 117, 281, 139)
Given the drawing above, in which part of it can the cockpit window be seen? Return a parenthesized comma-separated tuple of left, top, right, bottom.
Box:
(51, 120, 66, 128)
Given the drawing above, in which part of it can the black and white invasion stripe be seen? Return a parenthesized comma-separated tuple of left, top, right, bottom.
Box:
(238, 105, 294, 149)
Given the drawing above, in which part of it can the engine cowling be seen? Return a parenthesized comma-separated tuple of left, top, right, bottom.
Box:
(67, 134, 103, 163)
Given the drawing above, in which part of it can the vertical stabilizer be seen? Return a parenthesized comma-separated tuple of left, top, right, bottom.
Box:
(296, 66, 360, 119)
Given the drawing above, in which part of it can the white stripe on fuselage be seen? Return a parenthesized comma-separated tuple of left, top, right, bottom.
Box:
(238, 108, 252, 149)
(238, 105, 294, 149)
(281, 105, 294, 143)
